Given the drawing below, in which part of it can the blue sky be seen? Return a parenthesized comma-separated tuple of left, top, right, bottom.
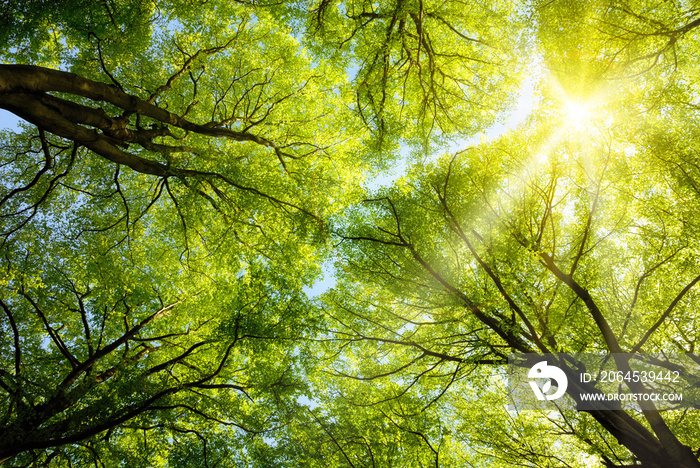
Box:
(0, 109, 22, 131)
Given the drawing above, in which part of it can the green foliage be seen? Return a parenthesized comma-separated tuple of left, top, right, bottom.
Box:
(297, 0, 525, 150)
(3, 0, 700, 466)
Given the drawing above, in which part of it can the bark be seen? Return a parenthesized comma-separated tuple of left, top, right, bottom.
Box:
(0, 64, 288, 177)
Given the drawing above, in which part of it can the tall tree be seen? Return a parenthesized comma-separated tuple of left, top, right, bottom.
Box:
(0, 0, 364, 465)
(289, 1, 700, 467)
(312, 131, 700, 465)
(300, 0, 524, 149)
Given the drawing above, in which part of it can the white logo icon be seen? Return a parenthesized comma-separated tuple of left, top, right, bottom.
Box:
(528, 361, 568, 401)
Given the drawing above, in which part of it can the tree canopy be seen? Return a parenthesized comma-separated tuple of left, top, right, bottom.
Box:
(2, 0, 700, 467)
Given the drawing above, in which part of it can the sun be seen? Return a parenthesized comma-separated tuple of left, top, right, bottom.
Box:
(564, 99, 591, 130)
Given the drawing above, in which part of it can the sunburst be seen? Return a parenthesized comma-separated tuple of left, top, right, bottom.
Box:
(564, 99, 592, 131)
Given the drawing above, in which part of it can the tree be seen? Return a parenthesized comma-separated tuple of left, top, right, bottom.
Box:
(0, 214, 312, 465)
(283, 2, 700, 468)
(299, 0, 524, 149)
(310, 135, 700, 465)
(0, 1, 365, 465)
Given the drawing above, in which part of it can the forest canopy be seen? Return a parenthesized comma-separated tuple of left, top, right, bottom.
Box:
(2, 0, 700, 467)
